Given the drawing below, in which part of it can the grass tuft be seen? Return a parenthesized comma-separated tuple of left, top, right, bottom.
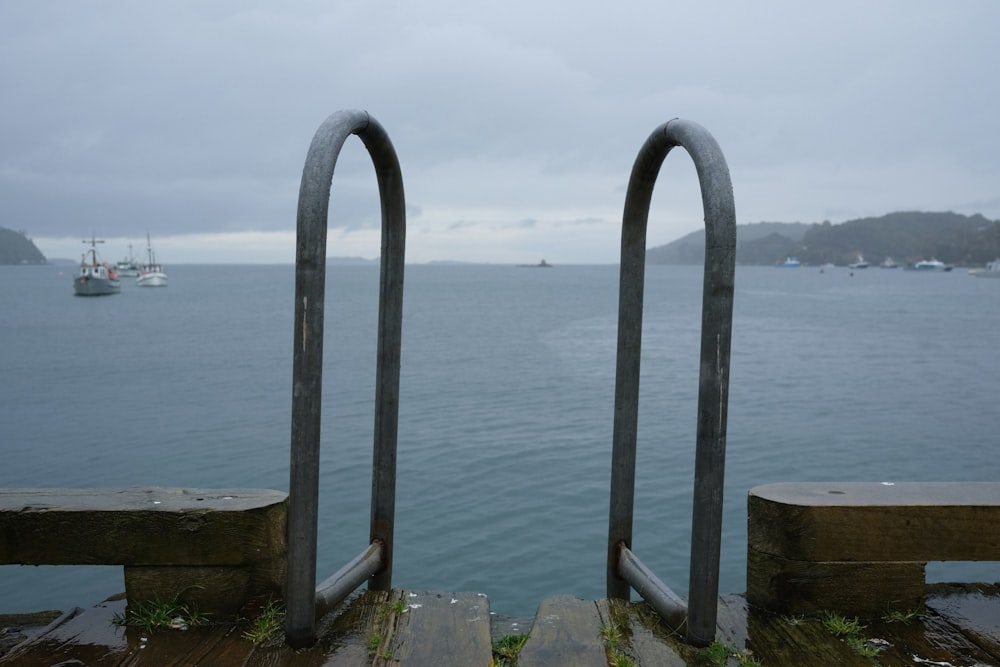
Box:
(701, 640, 762, 666)
(600, 623, 636, 667)
(241, 598, 285, 645)
(111, 591, 209, 633)
(820, 610, 889, 665)
(491, 633, 528, 666)
(822, 611, 864, 637)
(883, 607, 922, 624)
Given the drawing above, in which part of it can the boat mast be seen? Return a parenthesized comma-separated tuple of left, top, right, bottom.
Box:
(82, 235, 106, 264)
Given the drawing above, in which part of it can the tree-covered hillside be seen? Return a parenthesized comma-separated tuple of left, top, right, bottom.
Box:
(647, 211, 1000, 266)
(0, 227, 47, 265)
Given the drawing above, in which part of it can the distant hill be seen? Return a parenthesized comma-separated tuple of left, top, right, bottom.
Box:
(0, 227, 47, 265)
(327, 256, 378, 265)
(647, 211, 1000, 266)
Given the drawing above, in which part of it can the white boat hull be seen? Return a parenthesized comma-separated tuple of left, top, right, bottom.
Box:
(137, 271, 168, 287)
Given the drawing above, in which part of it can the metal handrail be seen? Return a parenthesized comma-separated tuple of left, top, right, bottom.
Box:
(285, 109, 406, 649)
(606, 118, 736, 646)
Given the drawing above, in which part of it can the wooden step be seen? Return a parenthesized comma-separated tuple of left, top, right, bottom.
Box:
(517, 595, 610, 667)
(378, 591, 492, 666)
(512, 595, 705, 666)
(4, 586, 1000, 665)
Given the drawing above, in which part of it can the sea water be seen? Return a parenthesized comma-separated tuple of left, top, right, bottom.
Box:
(1, 263, 998, 616)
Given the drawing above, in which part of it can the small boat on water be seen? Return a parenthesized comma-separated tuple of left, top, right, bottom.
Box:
(137, 233, 168, 287)
(73, 236, 121, 296)
(114, 244, 140, 277)
(911, 258, 953, 272)
(848, 255, 870, 269)
(777, 257, 800, 268)
(969, 258, 1000, 278)
(517, 259, 553, 268)
(880, 257, 899, 269)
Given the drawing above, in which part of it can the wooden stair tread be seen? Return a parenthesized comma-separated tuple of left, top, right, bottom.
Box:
(518, 595, 610, 667)
(3, 587, 1000, 665)
(381, 591, 492, 666)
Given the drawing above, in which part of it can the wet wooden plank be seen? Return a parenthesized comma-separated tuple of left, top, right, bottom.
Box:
(1, 601, 129, 665)
(5, 586, 1000, 665)
(853, 611, 1000, 666)
(745, 606, 873, 666)
(518, 595, 608, 667)
(927, 583, 1000, 660)
(312, 589, 395, 666)
(0, 597, 260, 666)
(713, 594, 749, 650)
(382, 591, 492, 666)
(599, 598, 687, 666)
(741, 588, 1000, 667)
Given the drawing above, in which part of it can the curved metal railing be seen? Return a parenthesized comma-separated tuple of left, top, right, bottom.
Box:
(285, 109, 406, 648)
(606, 118, 736, 646)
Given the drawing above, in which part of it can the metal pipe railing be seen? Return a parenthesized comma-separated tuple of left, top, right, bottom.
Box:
(606, 118, 736, 646)
(314, 540, 384, 619)
(616, 544, 687, 630)
(285, 109, 406, 649)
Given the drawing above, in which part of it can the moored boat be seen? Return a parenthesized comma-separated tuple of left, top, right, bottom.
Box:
(969, 258, 1000, 278)
(137, 233, 168, 287)
(777, 257, 801, 268)
(910, 258, 953, 272)
(73, 237, 121, 296)
(114, 244, 140, 277)
(848, 255, 869, 269)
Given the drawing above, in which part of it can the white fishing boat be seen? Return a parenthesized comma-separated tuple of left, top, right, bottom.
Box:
(911, 258, 953, 272)
(848, 255, 869, 269)
(73, 236, 121, 296)
(969, 258, 1000, 278)
(114, 244, 141, 277)
(137, 233, 168, 287)
(777, 257, 801, 268)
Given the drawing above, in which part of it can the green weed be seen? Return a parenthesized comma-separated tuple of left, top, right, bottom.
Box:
(822, 611, 864, 637)
(241, 598, 285, 644)
(820, 610, 887, 665)
(701, 640, 762, 666)
(111, 592, 209, 633)
(883, 607, 921, 624)
(491, 633, 528, 666)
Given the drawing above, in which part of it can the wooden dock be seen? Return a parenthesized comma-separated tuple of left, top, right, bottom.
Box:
(2, 583, 998, 665)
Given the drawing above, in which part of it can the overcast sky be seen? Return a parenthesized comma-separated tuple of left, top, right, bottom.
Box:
(3, 1, 998, 264)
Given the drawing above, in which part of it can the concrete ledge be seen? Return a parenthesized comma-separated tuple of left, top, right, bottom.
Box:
(0, 487, 288, 618)
(747, 482, 1000, 616)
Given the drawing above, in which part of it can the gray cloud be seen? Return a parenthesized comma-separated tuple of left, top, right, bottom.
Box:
(2, 1, 998, 263)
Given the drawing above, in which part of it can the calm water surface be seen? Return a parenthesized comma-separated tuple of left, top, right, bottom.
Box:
(1, 263, 998, 615)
